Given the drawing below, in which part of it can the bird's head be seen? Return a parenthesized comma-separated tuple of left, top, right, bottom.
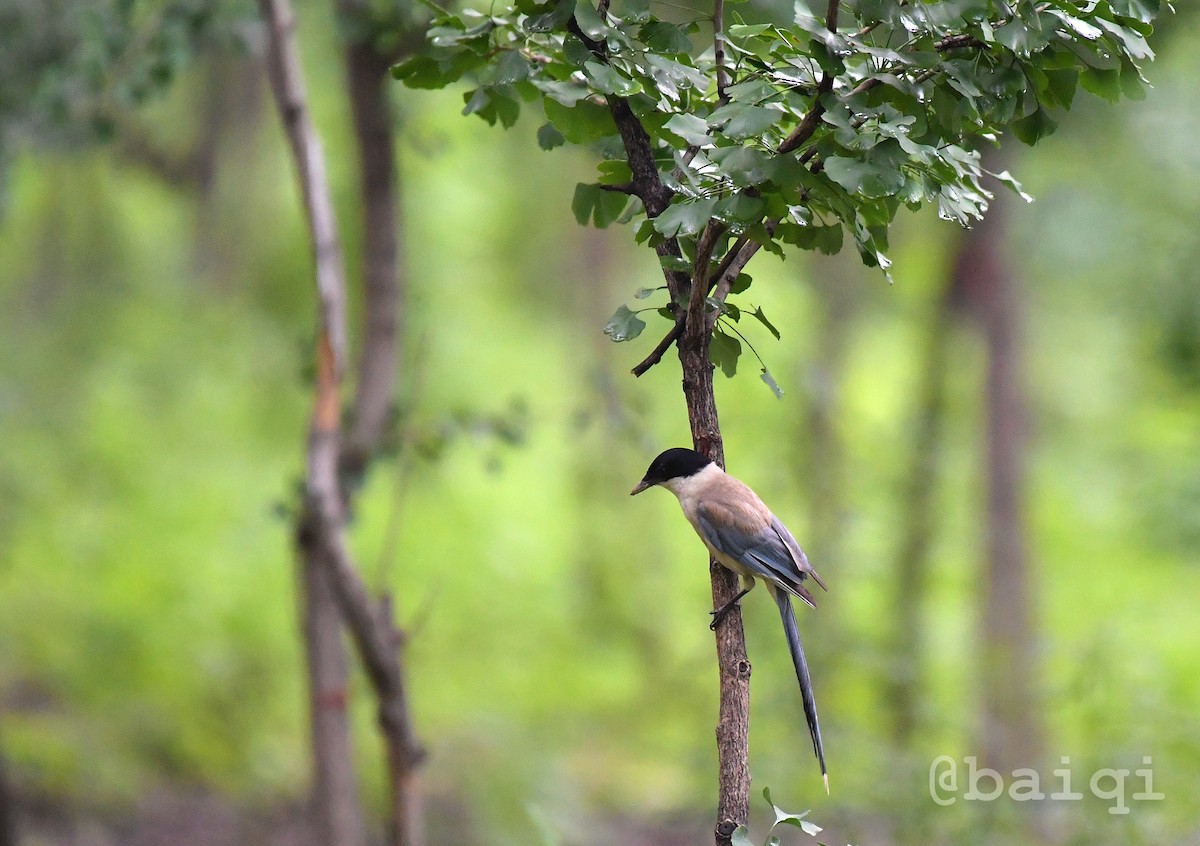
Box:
(630, 447, 714, 495)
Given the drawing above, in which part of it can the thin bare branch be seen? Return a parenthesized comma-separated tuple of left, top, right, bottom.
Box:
(713, 0, 729, 104)
(688, 220, 727, 335)
(632, 318, 684, 377)
(259, 0, 349, 377)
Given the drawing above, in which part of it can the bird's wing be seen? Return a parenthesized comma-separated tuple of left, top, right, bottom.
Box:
(696, 501, 818, 607)
(769, 516, 826, 592)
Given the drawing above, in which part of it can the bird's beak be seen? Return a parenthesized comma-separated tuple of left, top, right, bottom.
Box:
(630, 479, 653, 496)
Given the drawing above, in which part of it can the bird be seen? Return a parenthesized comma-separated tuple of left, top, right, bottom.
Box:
(631, 447, 828, 792)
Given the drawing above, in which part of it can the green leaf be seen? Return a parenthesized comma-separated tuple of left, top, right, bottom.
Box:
(989, 170, 1033, 203)
(760, 368, 784, 399)
(527, 0, 576, 32)
(710, 104, 782, 141)
(763, 787, 822, 835)
(824, 154, 905, 198)
(1119, 59, 1148, 101)
(597, 159, 632, 185)
(584, 61, 642, 96)
(1108, 0, 1159, 23)
(663, 113, 712, 146)
(658, 254, 691, 273)
(537, 122, 565, 150)
(462, 86, 521, 128)
(1080, 66, 1121, 103)
(392, 55, 447, 88)
(728, 23, 771, 38)
(543, 97, 618, 144)
(574, 1, 609, 39)
(709, 329, 741, 377)
(750, 306, 780, 340)
(603, 304, 646, 342)
(572, 183, 628, 228)
(782, 223, 843, 255)
(652, 196, 719, 237)
(640, 20, 693, 53)
(1011, 105, 1059, 145)
(714, 193, 768, 226)
(1041, 67, 1079, 109)
(492, 49, 532, 84)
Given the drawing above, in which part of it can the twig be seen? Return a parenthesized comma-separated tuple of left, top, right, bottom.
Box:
(632, 318, 684, 376)
(713, 0, 729, 104)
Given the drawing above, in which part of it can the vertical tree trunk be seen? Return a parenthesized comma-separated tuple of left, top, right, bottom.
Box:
(0, 739, 15, 846)
(258, 2, 365, 844)
(299, 545, 367, 846)
(677, 313, 750, 846)
(337, 15, 425, 845)
(955, 152, 1041, 774)
(802, 256, 857, 571)
(886, 287, 954, 747)
(341, 32, 403, 478)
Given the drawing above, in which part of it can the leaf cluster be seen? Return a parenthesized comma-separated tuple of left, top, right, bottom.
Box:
(396, 0, 1165, 377)
(731, 787, 824, 846)
(0, 0, 253, 152)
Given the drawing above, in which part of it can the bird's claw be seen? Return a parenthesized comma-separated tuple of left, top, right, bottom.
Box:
(709, 602, 739, 630)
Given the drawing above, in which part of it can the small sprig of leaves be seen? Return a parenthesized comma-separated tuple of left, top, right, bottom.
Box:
(396, 0, 1166, 380)
(731, 787, 824, 846)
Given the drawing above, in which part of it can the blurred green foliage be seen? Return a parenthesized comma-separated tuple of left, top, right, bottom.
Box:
(0, 2, 1197, 845)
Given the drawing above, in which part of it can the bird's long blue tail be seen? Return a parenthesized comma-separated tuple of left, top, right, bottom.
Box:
(771, 585, 828, 794)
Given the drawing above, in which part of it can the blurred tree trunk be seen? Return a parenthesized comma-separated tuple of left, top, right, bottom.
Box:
(800, 255, 859, 662)
(0, 743, 14, 846)
(886, 282, 954, 747)
(260, 0, 425, 843)
(258, 0, 368, 842)
(338, 8, 426, 845)
(955, 149, 1042, 773)
(300, 553, 366, 846)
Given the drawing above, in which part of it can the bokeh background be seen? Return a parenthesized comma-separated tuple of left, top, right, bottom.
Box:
(0, 2, 1197, 844)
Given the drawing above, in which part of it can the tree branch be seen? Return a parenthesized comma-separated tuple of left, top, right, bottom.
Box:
(713, 0, 729, 104)
(259, 3, 364, 844)
(259, 0, 349, 377)
(631, 317, 684, 377)
(688, 220, 726, 336)
(261, 2, 425, 844)
(337, 7, 427, 845)
(565, 6, 752, 836)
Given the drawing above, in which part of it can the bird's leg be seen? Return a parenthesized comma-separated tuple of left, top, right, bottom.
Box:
(710, 585, 752, 630)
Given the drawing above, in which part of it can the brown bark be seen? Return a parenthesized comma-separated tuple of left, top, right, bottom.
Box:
(261, 2, 425, 843)
(678, 328, 751, 846)
(568, 12, 752, 836)
(341, 31, 402, 482)
(0, 739, 15, 846)
(258, 3, 364, 845)
(298, 538, 367, 846)
(336, 8, 425, 843)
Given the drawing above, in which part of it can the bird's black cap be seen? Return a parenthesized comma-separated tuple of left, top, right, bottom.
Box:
(631, 447, 713, 495)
